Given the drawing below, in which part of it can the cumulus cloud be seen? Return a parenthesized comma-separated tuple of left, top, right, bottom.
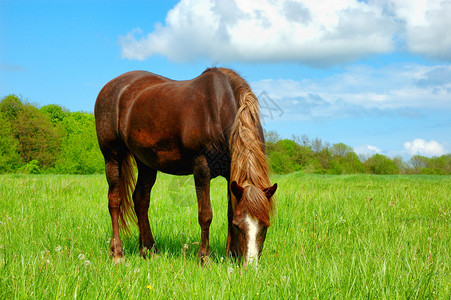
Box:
(403, 139, 447, 157)
(120, 0, 396, 65)
(353, 144, 382, 156)
(250, 64, 451, 120)
(390, 0, 451, 60)
(120, 0, 451, 64)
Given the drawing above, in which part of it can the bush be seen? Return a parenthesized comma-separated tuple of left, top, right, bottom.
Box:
(0, 95, 103, 174)
(268, 151, 296, 174)
(0, 112, 21, 173)
(364, 154, 399, 175)
(420, 168, 446, 175)
(17, 160, 41, 174)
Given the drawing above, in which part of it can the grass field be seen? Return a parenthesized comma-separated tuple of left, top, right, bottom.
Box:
(0, 173, 450, 299)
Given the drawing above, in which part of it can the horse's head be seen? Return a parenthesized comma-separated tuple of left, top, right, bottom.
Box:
(228, 181, 277, 266)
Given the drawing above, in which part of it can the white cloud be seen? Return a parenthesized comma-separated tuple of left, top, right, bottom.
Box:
(251, 64, 451, 120)
(403, 139, 446, 157)
(388, 0, 451, 60)
(353, 144, 382, 156)
(120, 0, 451, 64)
(120, 0, 396, 65)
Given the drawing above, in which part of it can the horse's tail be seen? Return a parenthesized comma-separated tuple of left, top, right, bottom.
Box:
(119, 151, 137, 235)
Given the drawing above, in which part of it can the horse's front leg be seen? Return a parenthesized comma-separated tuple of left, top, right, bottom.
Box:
(193, 156, 212, 265)
(226, 182, 233, 256)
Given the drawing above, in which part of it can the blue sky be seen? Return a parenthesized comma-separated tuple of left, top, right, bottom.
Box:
(1, 0, 450, 159)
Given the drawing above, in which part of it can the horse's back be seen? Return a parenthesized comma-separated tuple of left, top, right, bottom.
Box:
(95, 71, 168, 116)
(123, 70, 236, 173)
(95, 71, 169, 144)
(95, 69, 237, 175)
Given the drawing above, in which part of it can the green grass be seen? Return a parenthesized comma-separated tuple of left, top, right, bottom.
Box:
(0, 173, 450, 299)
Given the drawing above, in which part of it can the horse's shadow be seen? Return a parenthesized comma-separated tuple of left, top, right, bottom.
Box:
(117, 234, 227, 263)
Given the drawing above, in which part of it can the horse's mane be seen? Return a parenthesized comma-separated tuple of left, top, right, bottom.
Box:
(214, 68, 274, 224)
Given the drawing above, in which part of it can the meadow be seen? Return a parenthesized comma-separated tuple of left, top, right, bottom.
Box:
(0, 173, 450, 299)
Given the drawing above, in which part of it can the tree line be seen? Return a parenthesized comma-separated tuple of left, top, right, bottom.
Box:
(1, 94, 449, 175)
(0, 95, 103, 174)
(265, 131, 451, 175)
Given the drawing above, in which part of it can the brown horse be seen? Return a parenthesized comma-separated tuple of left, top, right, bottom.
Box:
(94, 68, 277, 266)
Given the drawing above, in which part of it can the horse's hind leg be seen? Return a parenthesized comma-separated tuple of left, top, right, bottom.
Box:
(133, 161, 158, 258)
(105, 158, 125, 260)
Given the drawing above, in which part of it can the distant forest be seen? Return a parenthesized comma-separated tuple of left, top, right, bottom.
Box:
(1, 94, 450, 175)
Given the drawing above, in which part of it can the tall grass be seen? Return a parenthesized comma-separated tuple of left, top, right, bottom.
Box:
(0, 173, 450, 298)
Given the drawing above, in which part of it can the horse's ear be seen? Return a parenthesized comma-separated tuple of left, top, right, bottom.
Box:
(263, 183, 277, 200)
(231, 181, 244, 200)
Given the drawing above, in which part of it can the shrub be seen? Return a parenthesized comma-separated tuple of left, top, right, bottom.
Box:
(268, 151, 296, 174)
(364, 154, 399, 175)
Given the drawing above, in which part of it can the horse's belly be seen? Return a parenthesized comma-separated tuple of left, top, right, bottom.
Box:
(132, 144, 194, 175)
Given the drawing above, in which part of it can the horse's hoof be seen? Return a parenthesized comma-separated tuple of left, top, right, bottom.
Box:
(113, 256, 126, 264)
(140, 246, 159, 258)
(197, 254, 211, 267)
(110, 249, 124, 261)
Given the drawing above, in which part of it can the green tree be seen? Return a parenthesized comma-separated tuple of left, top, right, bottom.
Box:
(316, 148, 331, 172)
(268, 151, 296, 174)
(17, 159, 41, 174)
(364, 154, 399, 174)
(41, 104, 68, 125)
(14, 104, 62, 168)
(275, 139, 298, 157)
(273, 139, 317, 172)
(0, 94, 23, 121)
(428, 155, 451, 174)
(328, 151, 364, 174)
(1, 95, 62, 169)
(327, 143, 363, 174)
(344, 152, 365, 174)
(392, 156, 413, 174)
(0, 112, 20, 172)
(330, 143, 353, 157)
(408, 154, 451, 175)
(54, 112, 103, 174)
(409, 155, 429, 173)
(420, 167, 446, 175)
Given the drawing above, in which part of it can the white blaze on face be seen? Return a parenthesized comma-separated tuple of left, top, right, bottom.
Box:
(245, 214, 260, 266)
